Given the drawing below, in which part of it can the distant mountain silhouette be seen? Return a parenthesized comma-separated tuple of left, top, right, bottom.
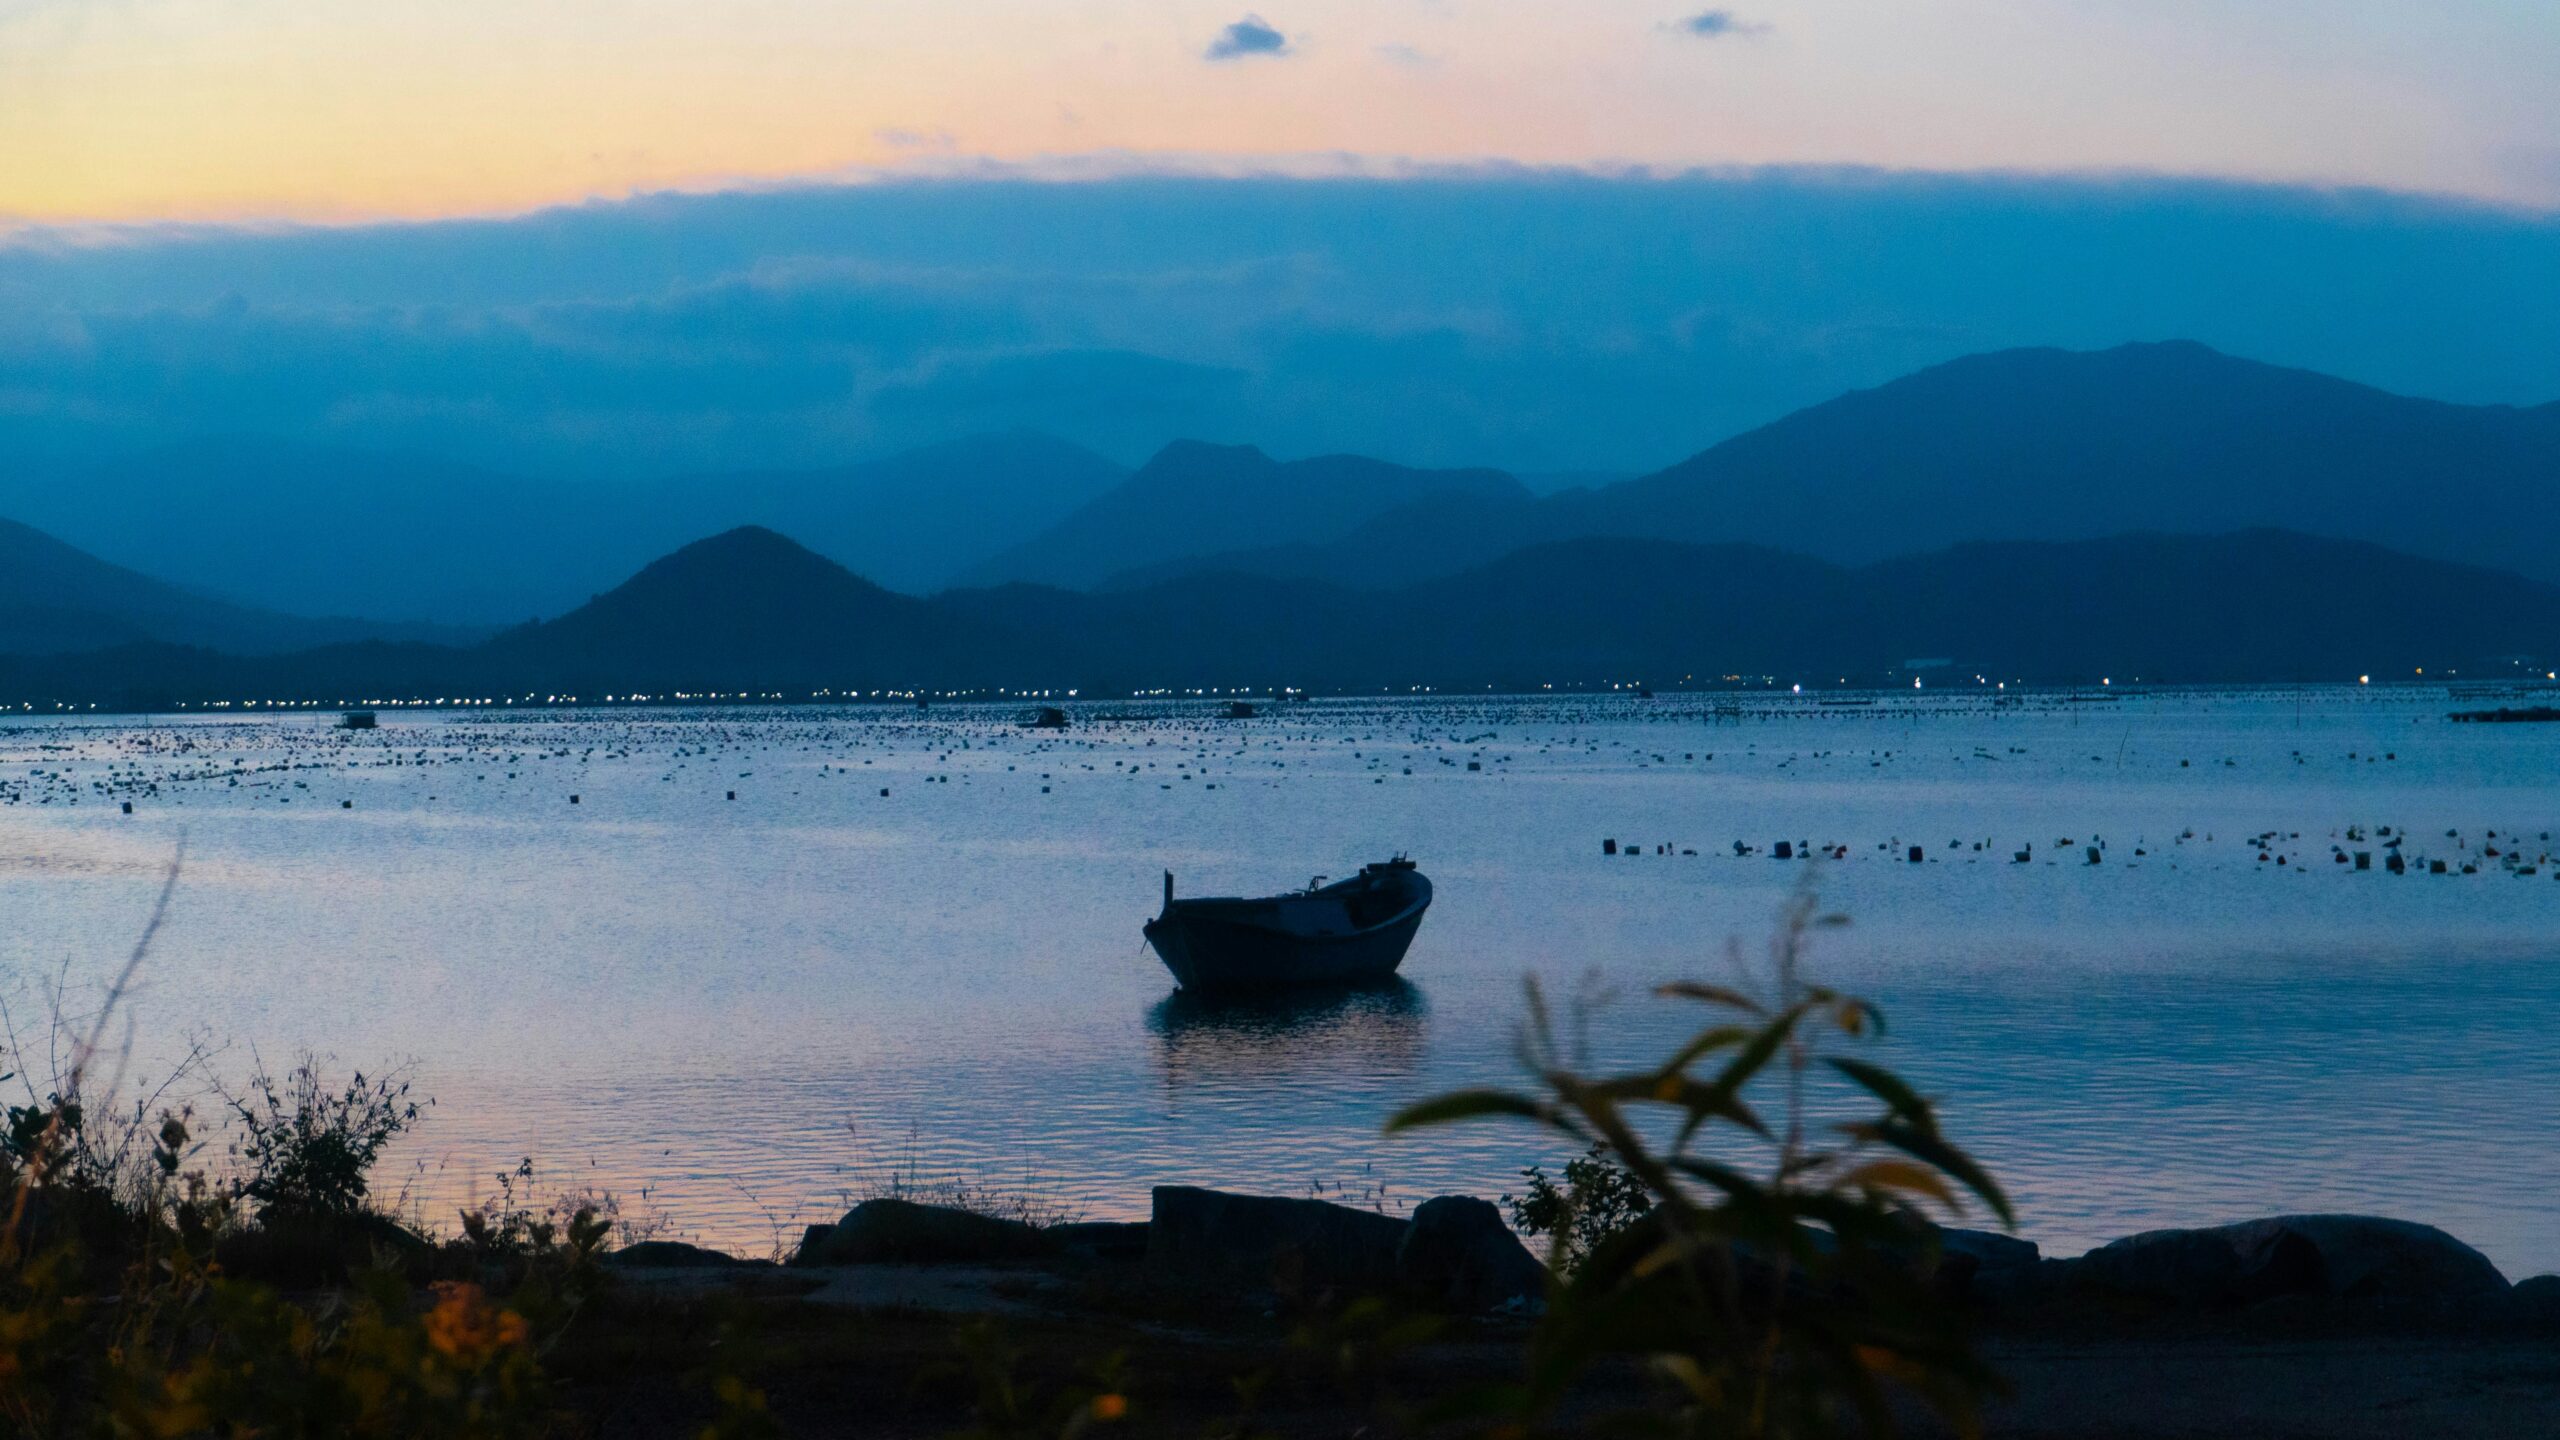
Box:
(0, 518, 479, 657)
(6, 525, 2551, 706)
(704, 432, 1125, 595)
(2, 432, 1123, 623)
(965, 442, 1532, 589)
(1566, 341, 2560, 581)
(480, 527, 1041, 690)
(1115, 343, 2560, 591)
(1096, 488, 1544, 591)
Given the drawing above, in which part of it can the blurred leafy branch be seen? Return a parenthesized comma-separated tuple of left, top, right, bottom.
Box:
(1389, 887, 2014, 1438)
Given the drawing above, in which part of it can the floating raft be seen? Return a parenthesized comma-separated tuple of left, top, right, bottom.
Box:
(2449, 707, 2560, 724)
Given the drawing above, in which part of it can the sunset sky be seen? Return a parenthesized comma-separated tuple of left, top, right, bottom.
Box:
(7, 2, 2560, 487)
(9, 0, 2560, 224)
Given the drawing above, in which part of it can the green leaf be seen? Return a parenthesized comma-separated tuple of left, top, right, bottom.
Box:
(1384, 1089, 1559, 1133)
(1654, 981, 1765, 1016)
(1660, 1024, 1758, 1074)
(1853, 1120, 2016, 1227)
(1827, 1056, 1932, 1122)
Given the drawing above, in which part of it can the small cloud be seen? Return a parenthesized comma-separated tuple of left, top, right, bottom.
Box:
(1205, 15, 1290, 61)
(1669, 10, 1766, 38)
(1374, 42, 1437, 69)
(873, 127, 955, 152)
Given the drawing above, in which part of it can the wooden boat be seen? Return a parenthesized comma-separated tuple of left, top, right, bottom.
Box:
(1144, 859, 1431, 993)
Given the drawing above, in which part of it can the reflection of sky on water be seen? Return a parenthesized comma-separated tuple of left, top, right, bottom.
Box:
(3, 690, 2558, 1276)
(1148, 979, 1428, 1090)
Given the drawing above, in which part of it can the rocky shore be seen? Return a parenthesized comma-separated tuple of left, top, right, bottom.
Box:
(596, 1188, 2560, 1437)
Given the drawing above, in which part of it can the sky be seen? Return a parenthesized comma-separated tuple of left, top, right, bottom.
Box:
(3, 3, 2559, 482)
(7, 0, 2560, 225)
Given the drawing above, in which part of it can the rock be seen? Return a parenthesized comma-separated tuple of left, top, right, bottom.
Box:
(2071, 1215, 2507, 1307)
(1939, 1226, 2040, 1273)
(2265, 1216, 2508, 1300)
(1931, 1226, 2041, 1300)
(605, 1239, 759, 1268)
(793, 1223, 835, 1264)
(793, 1199, 1056, 1267)
(1397, 1196, 1546, 1311)
(2505, 1274, 2560, 1323)
(1050, 1221, 1150, 1261)
(1148, 1186, 1407, 1296)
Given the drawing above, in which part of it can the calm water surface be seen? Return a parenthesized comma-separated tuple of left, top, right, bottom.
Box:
(4, 689, 2557, 1275)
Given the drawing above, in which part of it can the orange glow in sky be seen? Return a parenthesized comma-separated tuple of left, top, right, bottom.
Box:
(6, 0, 2559, 224)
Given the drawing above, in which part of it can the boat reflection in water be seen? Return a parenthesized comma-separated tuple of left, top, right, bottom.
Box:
(1146, 979, 1428, 1090)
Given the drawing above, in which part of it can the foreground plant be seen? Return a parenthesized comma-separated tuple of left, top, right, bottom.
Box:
(1391, 891, 2015, 1438)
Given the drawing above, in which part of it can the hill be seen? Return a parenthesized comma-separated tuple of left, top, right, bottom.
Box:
(965, 442, 1533, 589)
(1112, 343, 2560, 591)
(479, 527, 1048, 691)
(1563, 341, 2560, 582)
(700, 432, 1125, 595)
(0, 518, 478, 657)
(3, 526, 2550, 705)
(0, 433, 1125, 623)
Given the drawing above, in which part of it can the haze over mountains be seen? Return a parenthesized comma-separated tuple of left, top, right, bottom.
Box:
(1, 432, 1124, 623)
(964, 443, 1532, 590)
(0, 519, 474, 658)
(5, 340, 2556, 702)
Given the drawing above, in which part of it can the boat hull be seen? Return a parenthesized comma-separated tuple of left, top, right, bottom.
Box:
(1144, 865, 1431, 993)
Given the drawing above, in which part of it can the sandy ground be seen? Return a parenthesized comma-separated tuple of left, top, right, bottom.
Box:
(1978, 1334, 2560, 1440)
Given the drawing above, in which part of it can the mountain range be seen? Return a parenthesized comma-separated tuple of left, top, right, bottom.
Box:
(3, 523, 2551, 708)
(961, 442, 1532, 590)
(1104, 342, 2560, 591)
(5, 339, 2556, 702)
(0, 431, 1125, 623)
(0, 519, 476, 658)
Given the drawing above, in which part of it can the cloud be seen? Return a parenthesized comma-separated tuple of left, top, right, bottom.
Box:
(1373, 43, 1437, 69)
(1670, 10, 1765, 38)
(873, 127, 956, 153)
(4, 171, 2557, 491)
(1206, 15, 1289, 61)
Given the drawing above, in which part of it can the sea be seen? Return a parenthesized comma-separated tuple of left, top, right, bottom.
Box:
(4, 687, 2557, 1277)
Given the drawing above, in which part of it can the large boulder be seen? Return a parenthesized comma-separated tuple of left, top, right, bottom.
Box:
(1397, 1196, 1546, 1311)
(1931, 1226, 2042, 1301)
(605, 1239, 760, 1269)
(1148, 1186, 1407, 1296)
(793, 1199, 1057, 1267)
(2069, 1215, 2507, 1307)
(1050, 1221, 1151, 1262)
(2506, 1274, 2560, 1323)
